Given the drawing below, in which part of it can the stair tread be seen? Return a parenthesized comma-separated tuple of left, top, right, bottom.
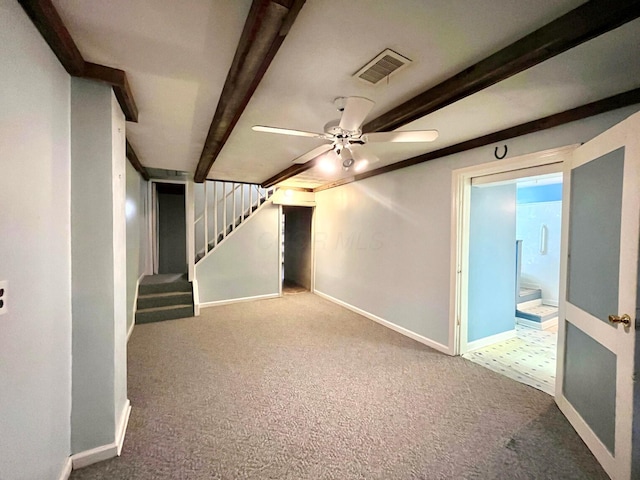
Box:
(519, 288, 541, 296)
(139, 291, 191, 299)
(137, 304, 193, 313)
(517, 304, 558, 316)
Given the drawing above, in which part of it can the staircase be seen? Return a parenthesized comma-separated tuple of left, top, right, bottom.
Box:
(135, 274, 194, 324)
(516, 287, 558, 329)
(194, 181, 275, 264)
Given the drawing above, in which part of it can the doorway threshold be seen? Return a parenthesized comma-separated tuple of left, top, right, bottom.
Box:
(463, 323, 557, 395)
(282, 280, 308, 295)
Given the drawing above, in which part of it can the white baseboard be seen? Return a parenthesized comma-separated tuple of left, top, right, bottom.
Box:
(126, 321, 135, 342)
(199, 293, 279, 309)
(116, 399, 132, 456)
(128, 274, 145, 342)
(57, 457, 72, 480)
(71, 399, 131, 470)
(313, 290, 451, 355)
(517, 316, 558, 331)
(192, 278, 200, 316)
(467, 329, 517, 352)
(71, 443, 118, 470)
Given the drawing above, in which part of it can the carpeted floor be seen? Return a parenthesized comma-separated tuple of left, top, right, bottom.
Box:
(71, 293, 607, 480)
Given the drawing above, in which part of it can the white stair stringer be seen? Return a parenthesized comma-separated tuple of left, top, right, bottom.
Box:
(196, 194, 275, 264)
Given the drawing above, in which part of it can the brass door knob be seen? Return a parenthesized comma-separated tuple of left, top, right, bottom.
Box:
(608, 314, 631, 326)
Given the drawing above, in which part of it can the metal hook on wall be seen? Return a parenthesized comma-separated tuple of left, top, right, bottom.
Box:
(494, 145, 508, 160)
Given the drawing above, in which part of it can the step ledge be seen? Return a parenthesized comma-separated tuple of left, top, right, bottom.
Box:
(516, 298, 543, 309)
(138, 291, 192, 299)
(137, 304, 193, 313)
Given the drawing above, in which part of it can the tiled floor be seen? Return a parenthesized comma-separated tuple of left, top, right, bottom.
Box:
(463, 323, 558, 395)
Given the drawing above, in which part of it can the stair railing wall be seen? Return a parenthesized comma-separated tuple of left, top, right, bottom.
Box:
(194, 181, 275, 263)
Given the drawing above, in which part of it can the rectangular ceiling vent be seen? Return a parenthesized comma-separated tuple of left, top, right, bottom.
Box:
(354, 49, 412, 85)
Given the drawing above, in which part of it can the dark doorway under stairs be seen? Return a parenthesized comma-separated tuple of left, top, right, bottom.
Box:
(282, 206, 313, 294)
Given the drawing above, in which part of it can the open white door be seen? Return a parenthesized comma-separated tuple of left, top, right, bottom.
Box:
(556, 111, 640, 480)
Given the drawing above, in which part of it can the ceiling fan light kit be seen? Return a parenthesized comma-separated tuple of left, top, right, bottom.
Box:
(252, 96, 438, 176)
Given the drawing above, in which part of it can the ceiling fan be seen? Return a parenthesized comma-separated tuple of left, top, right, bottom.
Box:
(252, 96, 438, 172)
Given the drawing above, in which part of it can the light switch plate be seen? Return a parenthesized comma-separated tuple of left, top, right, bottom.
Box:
(0, 281, 7, 315)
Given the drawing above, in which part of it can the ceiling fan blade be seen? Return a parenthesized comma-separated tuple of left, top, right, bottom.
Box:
(292, 144, 334, 164)
(339, 97, 375, 132)
(365, 130, 439, 143)
(252, 125, 326, 139)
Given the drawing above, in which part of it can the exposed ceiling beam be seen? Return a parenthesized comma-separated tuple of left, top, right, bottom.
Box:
(17, 0, 139, 122)
(313, 88, 640, 192)
(363, 0, 640, 133)
(193, 0, 306, 183)
(263, 0, 640, 187)
(126, 139, 150, 181)
(262, 162, 317, 188)
(17, 0, 84, 76)
(83, 63, 138, 122)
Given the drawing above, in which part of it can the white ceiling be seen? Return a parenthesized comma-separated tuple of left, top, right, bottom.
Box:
(53, 0, 640, 188)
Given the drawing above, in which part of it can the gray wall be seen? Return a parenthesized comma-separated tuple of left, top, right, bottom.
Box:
(314, 105, 640, 349)
(158, 187, 187, 274)
(0, 1, 72, 477)
(70, 78, 128, 453)
(126, 161, 149, 333)
(284, 206, 313, 290)
(196, 203, 280, 303)
(468, 184, 516, 342)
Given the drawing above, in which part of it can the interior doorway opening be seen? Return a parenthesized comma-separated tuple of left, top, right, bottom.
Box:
(451, 146, 576, 396)
(154, 182, 187, 275)
(281, 206, 313, 295)
(463, 172, 562, 395)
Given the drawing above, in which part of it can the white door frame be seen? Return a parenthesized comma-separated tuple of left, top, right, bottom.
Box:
(449, 145, 577, 355)
(147, 179, 194, 281)
(280, 204, 316, 295)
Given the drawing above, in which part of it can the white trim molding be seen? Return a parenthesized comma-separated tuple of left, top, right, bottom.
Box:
(71, 399, 131, 470)
(197, 197, 275, 265)
(199, 293, 280, 309)
(71, 443, 118, 470)
(57, 457, 72, 480)
(116, 399, 132, 456)
(127, 320, 135, 343)
(192, 278, 200, 316)
(314, 290, 451, 355)
(450, 144, 576, 356)
(466, 329, 517, 352)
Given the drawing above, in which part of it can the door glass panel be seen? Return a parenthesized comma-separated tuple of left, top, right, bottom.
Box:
(564, 322, 616, 453)
(567, 148, 624, 323)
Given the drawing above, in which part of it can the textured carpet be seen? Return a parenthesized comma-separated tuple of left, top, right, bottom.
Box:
(71, 293, 607, 480)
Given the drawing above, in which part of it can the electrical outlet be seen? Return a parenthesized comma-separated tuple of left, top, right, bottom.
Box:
(0, 281, 7, 316)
